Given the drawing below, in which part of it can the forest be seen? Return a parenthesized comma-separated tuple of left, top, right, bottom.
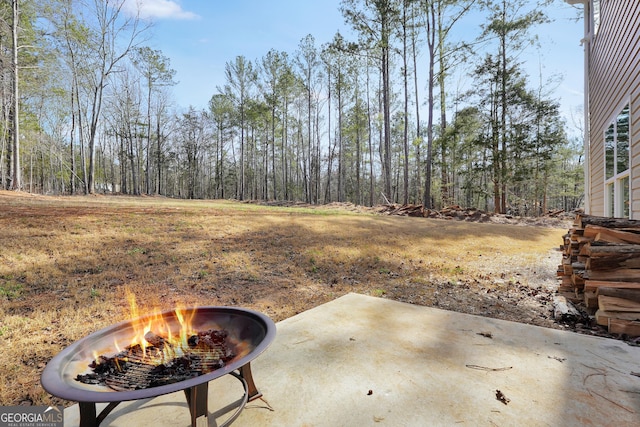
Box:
(0, 0, 583, 215)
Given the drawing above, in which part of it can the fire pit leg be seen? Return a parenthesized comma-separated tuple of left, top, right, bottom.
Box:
(184, 382, 209, 427)
(78, 401, 121, 427)
(78, 402, 97, 427)
(239, 362, 262, 401)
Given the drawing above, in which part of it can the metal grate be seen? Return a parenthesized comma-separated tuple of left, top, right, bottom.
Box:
(76, 330, 237, 391)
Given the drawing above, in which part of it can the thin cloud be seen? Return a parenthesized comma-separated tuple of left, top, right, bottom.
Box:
(123, 0, 199, 20)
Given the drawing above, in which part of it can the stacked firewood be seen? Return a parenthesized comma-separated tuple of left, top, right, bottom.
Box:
(558, 214, 640, 336)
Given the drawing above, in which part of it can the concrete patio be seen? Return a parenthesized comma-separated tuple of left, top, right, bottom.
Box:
(63, 293, 640, 426)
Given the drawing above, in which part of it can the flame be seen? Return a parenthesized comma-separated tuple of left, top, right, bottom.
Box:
(117, 289, 198, 365)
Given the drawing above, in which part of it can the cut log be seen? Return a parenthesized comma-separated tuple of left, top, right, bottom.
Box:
(608, 319, 640, 336)
(586, 243, 640, 257)
(595, 310, 640, 326)
(576, 214, 640, 229)
(579, 244, 589, 256)
(560, 276, 573, 288)
(584, 280, 640, 292)
(596, 287, 640, 303)
(584, 290, 598, 308)
(576, 236, 594, 245)
(587, 269, 640, 282)
(586, 253, 640, 271)
(598, 295, 640, 312)
(583, 225, 640, 244)
(571, 272, 585, 288)
(585, 242, 640, 270)
(571, 262, 585, 271)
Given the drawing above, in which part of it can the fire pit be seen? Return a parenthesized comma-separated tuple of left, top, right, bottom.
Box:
(41, 306, 276, 427)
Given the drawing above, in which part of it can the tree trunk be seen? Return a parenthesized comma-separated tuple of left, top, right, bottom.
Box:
(156, 115, 162, 194)
(438, 2, 448, 206)
(366, 60, 374, 207)
(499, 0, 508, 214)
(69, 81, 76, 194)
(423, 1, 436, 209)
(411, 3, 421, 205)
(382, 38, 392, 201)
(402, 0, 409, 205)
(337, 70, 343, 202)
(145, 83, 152, 194)
(10, 0, 20, 191)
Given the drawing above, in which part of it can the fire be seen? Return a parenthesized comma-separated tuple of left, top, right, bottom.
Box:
(74, 292, 253, 391)
(114, 289, 199, 366)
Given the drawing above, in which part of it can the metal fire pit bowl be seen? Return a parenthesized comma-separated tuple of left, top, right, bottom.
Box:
(41, 306, 276, 426)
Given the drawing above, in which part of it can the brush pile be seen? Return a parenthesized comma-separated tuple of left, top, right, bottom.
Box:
(377, 204, 570, 227)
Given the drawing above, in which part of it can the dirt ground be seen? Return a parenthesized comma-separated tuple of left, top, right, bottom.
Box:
(0, 191, 624, 407)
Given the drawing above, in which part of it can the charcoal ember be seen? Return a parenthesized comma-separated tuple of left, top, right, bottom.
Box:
(75, 328, 238, 390)
(144, 331, 166, 349)
(197, 329, 229, 349)
(150, 355, 197, 376)
(200, 329, 228, 344)
(77, 354, 129, 386)
(75, 372, 102, 385)
(176, 354, 199, 369)
(187, 334, 199, 347)
(89, 355, 112, 370)
(127, 343, 144, 356)
(148, 355, 201, 386)
(90, 355, 128, 375)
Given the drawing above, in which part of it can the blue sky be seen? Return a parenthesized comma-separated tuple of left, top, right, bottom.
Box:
(124, 0, 585, 133)
(131, 0, 349, 108)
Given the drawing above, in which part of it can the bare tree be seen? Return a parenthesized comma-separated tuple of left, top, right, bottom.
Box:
(83, 0, 148, 194)
(9, 0, 20, 190)
(131, 46, 176, 194)
(221, 55, 256, 201)
(341, 0, 400, 202)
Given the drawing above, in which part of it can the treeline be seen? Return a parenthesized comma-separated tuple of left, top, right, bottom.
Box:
(0, 0, 583, 214)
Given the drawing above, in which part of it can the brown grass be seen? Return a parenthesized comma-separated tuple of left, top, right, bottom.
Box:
(0, 191, 566, 406)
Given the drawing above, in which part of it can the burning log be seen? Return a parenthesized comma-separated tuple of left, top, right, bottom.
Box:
(144, 331, 166, 349)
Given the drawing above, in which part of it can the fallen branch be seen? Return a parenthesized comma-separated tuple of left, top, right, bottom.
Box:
(380, 192, 391, 205)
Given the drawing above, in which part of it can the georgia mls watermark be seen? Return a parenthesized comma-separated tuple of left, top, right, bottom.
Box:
(0, 406, 63, 427)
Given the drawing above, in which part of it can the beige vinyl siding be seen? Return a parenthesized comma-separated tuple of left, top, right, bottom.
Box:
(589, 0, 640, 218)
(632, 88, 640, 215)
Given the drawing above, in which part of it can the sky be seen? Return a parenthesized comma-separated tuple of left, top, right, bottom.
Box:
(123, 0, 586, 135)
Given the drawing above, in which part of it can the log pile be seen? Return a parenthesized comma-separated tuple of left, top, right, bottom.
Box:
(376, 204, 570, 226)
(558, 214, 640, 336)
(377, 204, 492, 221)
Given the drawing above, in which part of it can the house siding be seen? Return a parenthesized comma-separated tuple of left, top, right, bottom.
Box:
(632, 87, 640, 214)
(589, 0, 640, 218)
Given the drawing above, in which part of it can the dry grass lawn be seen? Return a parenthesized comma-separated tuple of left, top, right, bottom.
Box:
(0, 191, 567, 407)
